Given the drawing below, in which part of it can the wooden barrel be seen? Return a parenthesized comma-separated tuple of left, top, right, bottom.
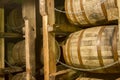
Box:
(6, 43, 16, 66)
(11, 34, 60, 66)
(7, 8, 24, 33)
(65, 0, 118, 27)
(63, 25, 120, 73)
(12, 40, 25, 66)
(11, 72, 35, 80)
(7, 7, 80, 35)
(76, 77, 103, 80)
(55, 7, 80, 34)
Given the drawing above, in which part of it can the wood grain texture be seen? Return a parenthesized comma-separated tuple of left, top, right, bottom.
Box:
(11, 72, 35, 80)
(47, 0, 56, 80)
(117, 0, 120, 45)
(0, 8, 4, 80)
(22, 0, 36, 79)
(65, 0, 118, 27)
(63, 25, 120, 73)
(42, 15, 49, 80)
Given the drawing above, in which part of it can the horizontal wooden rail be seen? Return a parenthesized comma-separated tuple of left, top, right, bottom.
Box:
(49, 69, 72, 77)
(0, 67, 23, 75)
(0, 32, 23, 38)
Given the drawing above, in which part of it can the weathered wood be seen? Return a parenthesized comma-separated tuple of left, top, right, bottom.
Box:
(11, 72, 35, 80)
(47, 0, 55, 25)
(0, 32, 23, 38)
(40, 0, 56, 79)
(117, 0, 120, 44)
(0, 8, 4, 80)
(63, 25, 120, 73)
(50, 69, 71, 77)
(39, 0, 47, 16)
(40, 33, 60, 65)
(47, 0, 56, 80)
(42, 15, 49, 80)
(0, 67, 23, 75)
(25, 19, 31, 80)
(65, 0, 118, 27)
(22, 0, 36, 79)
(7, 7, 24, 33)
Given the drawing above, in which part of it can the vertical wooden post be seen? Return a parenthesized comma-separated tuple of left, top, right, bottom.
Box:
(0, 8, 4, 80)
(42, 15, 49, 80)
(40, 0, 56, 80)
(117, 0, 120, 41)
(25, 19, 30, 80)
(39, 0, 50, 80)
(47, 0, 56, 80)
(22, 0, 36, 79)
(47, 0, 55, 25)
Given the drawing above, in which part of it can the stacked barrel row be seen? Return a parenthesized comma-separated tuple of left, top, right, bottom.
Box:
(6, 7, 81, 79)
(65, 0, 118, 27)
(7, 34, 60, 67)
(62, 0, 120, 74)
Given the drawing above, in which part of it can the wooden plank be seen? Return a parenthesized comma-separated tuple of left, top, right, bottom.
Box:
(0, 8, 4, 80)
(0, 32, 23, 38)
(25, 19, 31, 80)
(39, 0, 47, 16)
(0, 67, 23, 75)
(22, 0, 36, 78)
(39, 0, 50, 80)
(117, 0, 120, 41)
(47, 0, 56, 80)
(43, 15, 49, 80)
(49, 69, 71, 77)
(47, 0, 55, 25)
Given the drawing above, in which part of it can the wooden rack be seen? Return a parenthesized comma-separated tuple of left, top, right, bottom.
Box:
(0, 0, 36, 80)
(41, 0, 120, 80)
(22, 0, 36, 80)
(40, 0, 72, 80)
(0, 0, 120, 80)
(0, 8, 5, 80)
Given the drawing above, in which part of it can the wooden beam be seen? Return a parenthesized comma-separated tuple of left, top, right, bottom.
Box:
(0, 8, 4, 80)
(47, 0, 56, 80)
(117, 0, 120, 42)
(39, 0, 50, 80)
(22, 0, 36, 79)
(40, 0, 56, 80)
(43, 15, 49, 80)
(0, 67, 23, 75)
(49, 69, 71, 77)
(0, 32, 23, 38)
(47, 0, 55, 25)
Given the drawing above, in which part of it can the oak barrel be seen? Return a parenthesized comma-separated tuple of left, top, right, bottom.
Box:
(55, 7, 80, 33)
(11, 35, 60, 66)
(7, 7, 80, 35)
(6, 43, 16, 66)
(7, 8, 24, 33)
(11, 72, 35, 80)
(12, 40, 25, 66)
(63, 25, 120, 73)
(65, 0, 118, 27)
